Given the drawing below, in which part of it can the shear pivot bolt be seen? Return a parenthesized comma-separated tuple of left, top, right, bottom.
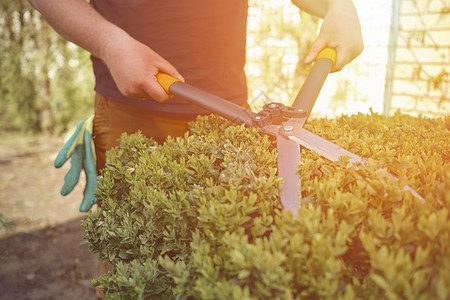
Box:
(283, 125, 294, 132)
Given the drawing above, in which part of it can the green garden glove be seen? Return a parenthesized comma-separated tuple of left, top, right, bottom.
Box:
(54, 115, 98, 212)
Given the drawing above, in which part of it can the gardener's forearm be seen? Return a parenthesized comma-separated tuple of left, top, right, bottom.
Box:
(292, 0, 359, 19)
(28, 0, 183, 102)
(27, 0, 129, 61)
(291, 0, 330, 18)
(292, 0, 363, 71)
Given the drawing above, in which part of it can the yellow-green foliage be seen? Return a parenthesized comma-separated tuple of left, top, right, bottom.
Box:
(82, 112, 450, 300)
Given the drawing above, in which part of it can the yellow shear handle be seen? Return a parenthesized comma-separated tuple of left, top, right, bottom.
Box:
(156, 73, 181, 94)
(315, 48, 337, 65)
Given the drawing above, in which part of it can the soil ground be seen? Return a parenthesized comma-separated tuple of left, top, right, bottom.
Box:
(0, 134, 100, 300)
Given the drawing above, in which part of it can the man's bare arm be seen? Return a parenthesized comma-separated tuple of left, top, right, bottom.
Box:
(291, 0, 330, 18)
(28, 0, 183, 102)
(292, 0, 364, 71)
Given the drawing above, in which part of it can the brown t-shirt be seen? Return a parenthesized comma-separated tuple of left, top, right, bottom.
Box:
(90, 0, 249, 114)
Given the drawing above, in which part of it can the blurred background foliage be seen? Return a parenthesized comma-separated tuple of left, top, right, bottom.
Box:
(245, 1, 319, 110)
(0, 0, 448, 134)
(0, 0, 94, 134)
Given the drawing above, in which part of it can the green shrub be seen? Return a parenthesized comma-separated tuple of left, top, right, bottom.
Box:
(82, 112, 450, 300)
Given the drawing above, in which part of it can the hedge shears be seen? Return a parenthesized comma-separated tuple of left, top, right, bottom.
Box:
(156, 48, 423, 216)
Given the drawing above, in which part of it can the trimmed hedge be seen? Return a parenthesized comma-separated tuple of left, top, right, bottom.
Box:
(82, 112, 450, 300)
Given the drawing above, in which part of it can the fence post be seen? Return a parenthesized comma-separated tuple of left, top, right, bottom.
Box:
(383, 0, 402, 116)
